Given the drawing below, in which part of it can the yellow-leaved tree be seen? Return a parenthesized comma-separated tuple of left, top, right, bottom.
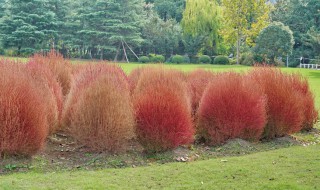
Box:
(221, 0, 271, 64)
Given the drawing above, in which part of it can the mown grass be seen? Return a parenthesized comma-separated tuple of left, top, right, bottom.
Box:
(0, 145, 319, 189)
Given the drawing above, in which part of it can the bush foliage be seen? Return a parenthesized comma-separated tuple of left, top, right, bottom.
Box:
(171, 55, 185, 64)
(138, 56, 150, 63)
(197, 72, 267, 145)
(213, 56, 229, 65)
(0, 62, 48, 156)
(133, 68, 194, 152)
(198, 55, 211, 64)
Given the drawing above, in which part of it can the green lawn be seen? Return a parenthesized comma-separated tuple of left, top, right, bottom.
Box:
(1, 145, 319, 189)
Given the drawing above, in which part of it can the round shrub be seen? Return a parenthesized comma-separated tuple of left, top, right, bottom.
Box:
(67, 66, 134, 152)
(0, 62, 48, 156)
(240, 53, 254, 66)
(171, 55, 184, 64)
(138, 56, 150, 63)
(63, 63, 128, 128)
(183, 55, 191, 63)
(248, 67, 305, 139)
(133, 68, 194, 152)
(198, 55, 211, 64)
(197, 72, 267, 145)
(213, 56, 229, 65)
(150, 55, 165, 63)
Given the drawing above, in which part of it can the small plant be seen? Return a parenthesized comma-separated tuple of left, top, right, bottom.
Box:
(240, 53, 255, 66)
(198, 55, 211, 64)
(213, 56, 229, 65)
(171, 55, 185, 64)
(138, 56, 150, 63)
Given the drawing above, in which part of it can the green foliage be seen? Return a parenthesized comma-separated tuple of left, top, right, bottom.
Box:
(182, 0, 220, 48)
(254, 22, 294, 63)
(170, 55, 184, 64)
(198, 55, 211, 64)
(20, 48, 35, 57)
(213, 56, 229, 65)
(240, 53, 255, 66)
(153, 0, 185, 22)
(138, 56, 150, 63)
(150, 54, 165, 63)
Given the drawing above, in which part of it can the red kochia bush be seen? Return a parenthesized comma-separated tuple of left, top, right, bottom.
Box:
(29, 50, 72, 96)
(187, 69, 216, 114)
(289, 74, 318, 130)
(0, 61, 48, 156)
(248, 67, 305, 139)
(197, 72, 267, 145)
(133, 68, 194, 152)
(62, 63, 128, 128)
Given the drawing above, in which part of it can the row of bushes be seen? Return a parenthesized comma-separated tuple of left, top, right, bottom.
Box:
(138, 54, 230, 65)
(0, 53, 318, 156)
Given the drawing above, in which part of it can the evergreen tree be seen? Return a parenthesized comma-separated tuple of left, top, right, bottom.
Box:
(0, 0, 58, 54)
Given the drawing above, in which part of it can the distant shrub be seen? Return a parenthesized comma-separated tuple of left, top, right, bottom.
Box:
(20, 48, 35, 57)
(253, 54, 265, 63)
(68, 73, 135, 152)
(198, 55, 211, 64)
(133, 67, 194, 152)
(213, 56, 229, 65)
(150, 54, 165, 63)
(29, 50, 72, 96)
(197, 72, 267, 145)
(229, 59, 237, 65)
(4, 49, 18, 57)
(0, 62, 48, 156)
(0, 48, 4, 55)
(187, 69, 216, 114)
(138, 56, 150, 63)
(183, 55, 191, 63)
(248, 67, 305, 139)
(240, 53, 255, 66)
(171, 55, 185, 64)
(63, 63, 128, 128)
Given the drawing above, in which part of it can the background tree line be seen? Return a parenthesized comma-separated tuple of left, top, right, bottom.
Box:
(0, 0, 318, 65)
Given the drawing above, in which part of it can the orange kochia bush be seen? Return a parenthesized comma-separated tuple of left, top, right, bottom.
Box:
(197, 72, 267, 145)
(64, 63, 134, 152)
(133, 67, 194, 152)
(0, 61, 48, 156)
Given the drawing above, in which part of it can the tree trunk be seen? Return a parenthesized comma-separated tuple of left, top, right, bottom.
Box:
(236, 31, 240, 65)
(114, 42, 121, 62)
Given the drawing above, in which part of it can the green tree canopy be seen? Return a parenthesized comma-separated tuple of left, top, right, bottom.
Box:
(254, 22, 294, 63)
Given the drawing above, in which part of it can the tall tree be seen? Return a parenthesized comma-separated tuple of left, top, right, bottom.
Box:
(0, 0, 58, 54)
(221, 0, 270, 64)
(181, 0, 221, 54)
(153, 0, 185, 22)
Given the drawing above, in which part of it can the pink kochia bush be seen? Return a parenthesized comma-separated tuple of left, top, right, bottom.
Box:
(133, 68, 194, 152)
(248, 67, 310, 139)
(64, 63, 134, 152)
(0, 61, 48, 156)
(197, 72, 267, 145)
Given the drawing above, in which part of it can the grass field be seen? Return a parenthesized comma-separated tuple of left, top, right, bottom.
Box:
(0, 145, 319, 189)
(0, 59, 319, 189)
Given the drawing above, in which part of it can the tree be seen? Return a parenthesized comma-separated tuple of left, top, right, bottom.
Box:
(181, 0, 221, 54)
(303, 27, 320, 56)
(153, 0, 185, 22)
(254, 22, 294, 63)
(221, 0, 271, 64)
(271, 0, 320, 57)
(0, 0, 58, 54)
